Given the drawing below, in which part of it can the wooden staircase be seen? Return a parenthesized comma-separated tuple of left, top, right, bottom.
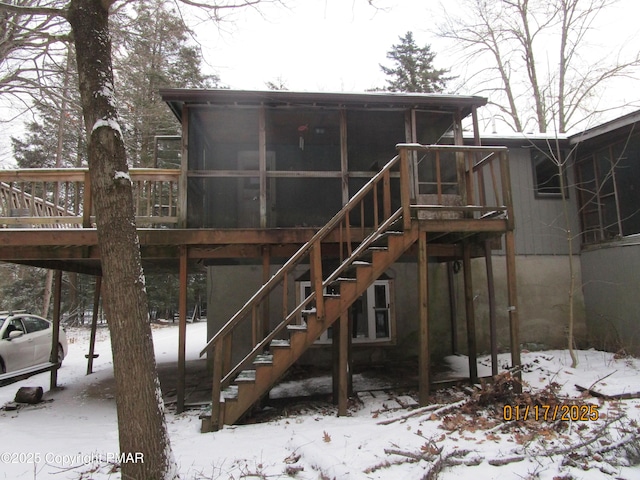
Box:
(199, 143, 515, 431)
(219, 225, 418, 427)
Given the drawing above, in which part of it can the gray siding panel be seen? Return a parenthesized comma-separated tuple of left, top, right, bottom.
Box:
(507, 147, 580, 255)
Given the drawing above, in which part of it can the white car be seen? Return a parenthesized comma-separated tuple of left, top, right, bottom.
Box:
(0, 312, 68, 374)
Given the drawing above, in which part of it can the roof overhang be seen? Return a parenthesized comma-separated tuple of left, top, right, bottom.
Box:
(569, 109, 640, 145)
(160, 88, 488, 121)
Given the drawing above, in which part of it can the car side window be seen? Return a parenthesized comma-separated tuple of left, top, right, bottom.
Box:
(21, 316, 50, 334)
(3, 319, 25, 339)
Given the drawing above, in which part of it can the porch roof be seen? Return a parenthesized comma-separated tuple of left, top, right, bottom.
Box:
(160, 88, 488, 120)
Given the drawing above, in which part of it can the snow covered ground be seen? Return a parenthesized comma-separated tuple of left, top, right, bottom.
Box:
(1, 322, 640, 479)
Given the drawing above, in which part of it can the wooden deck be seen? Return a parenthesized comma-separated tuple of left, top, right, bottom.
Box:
(0, 144, 520, 418)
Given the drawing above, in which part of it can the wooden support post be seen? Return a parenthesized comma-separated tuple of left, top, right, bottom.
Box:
(447, 262, 458, 354)
(505, 230, 521, 390)
(340, 108, 349, 206)
(82, 172, 92, 228)
(462, 242, 478, 383)
(418, 231, 430, 405)
(399, 147, 412, 231)
(262, 246, 271, 341)
(177, 245, 188, 413)
(259, 106, 267, 228)
(86, 275, 101, 375)
(332, 315, 340, 404)
(485, 241, 498, 376)
(338, 312, 348, 415)
(50, 270, 62, 390)
(209, 342, 223, 432)
(311, 244, 324, 319)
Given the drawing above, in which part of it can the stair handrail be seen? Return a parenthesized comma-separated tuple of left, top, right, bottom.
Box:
(200, 153, 407, 358)
(218, 208, 405, 387)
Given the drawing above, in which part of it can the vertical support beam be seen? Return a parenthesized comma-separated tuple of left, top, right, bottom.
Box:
(209, 342, 223, 432)
(447, 262, 458, 354)
(332, 313, 340, 404)
(340, 108, 349, 206)
(505, 230, 522, 390)
(177, 245, 188, 413)
(178, 105, 189, 228)
(259, 105, 267, 228)
(418, 231, 430, 405)
(472, 106, 487, 206)
(311, 244, 324, 319)
(462, 242, 478, 383)
(82, 171, 92, 228)
(262, 246, 271, 341)
(399, 147, 412, 231)
(86, 275, 102, 375)
(50, 270, 62, 390)
(453, 110, 467, 205)
(485, 243, 498, 376)
(338, 312, 349, 415)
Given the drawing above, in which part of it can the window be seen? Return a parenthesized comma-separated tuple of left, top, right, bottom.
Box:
(22, 316, 50, 334)
(298, 279, 394, 344)
(532, 150, 567, 198)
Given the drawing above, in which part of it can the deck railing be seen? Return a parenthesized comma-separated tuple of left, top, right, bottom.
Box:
(0, 168, 181, 228)
(198, 143, 513, 428)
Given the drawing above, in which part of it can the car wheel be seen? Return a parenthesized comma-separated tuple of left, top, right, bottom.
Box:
(57, 344, 64, 365)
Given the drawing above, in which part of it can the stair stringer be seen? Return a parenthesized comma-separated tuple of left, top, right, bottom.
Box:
(220, 223, 420, 425)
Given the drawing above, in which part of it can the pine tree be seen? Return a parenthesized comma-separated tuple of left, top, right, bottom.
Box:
(380, 31, 450, 93)
(114, 0, 218, 167)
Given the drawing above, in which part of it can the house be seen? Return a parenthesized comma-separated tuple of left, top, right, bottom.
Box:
(159, 89, 521, 431)
(568, 111, 640, 354)
(6, 89, 635, 433)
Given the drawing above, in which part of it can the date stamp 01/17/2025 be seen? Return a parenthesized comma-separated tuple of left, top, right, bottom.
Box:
(503, 403, 600, 422)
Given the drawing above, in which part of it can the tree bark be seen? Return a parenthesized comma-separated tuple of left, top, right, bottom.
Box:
(67, 1, 178, 478)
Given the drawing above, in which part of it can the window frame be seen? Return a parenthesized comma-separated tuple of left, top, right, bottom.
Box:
(531, 149, 569, 199)
(297, 279, 395, 345)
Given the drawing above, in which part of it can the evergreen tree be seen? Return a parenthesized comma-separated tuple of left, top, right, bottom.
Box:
(380, 31, 450, 93)
(114, 0, 218, 167)
(11, 46, 86, 169)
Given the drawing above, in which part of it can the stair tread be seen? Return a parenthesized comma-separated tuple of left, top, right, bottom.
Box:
(287, 324, 308, 331)
(254, 354, 273, 365)
(301, 307, 317, 315)
(222, 385, 238, 400)
(235, 370, 256, 382)
(270, 339, 290, 348)
(353, 260, 372, 266)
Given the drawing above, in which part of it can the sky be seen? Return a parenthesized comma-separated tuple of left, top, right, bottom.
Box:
(1, 0, 639, 165)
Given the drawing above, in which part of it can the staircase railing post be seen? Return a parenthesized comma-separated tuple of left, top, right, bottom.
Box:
(399, 146, 412, 231)
(209, 340, 224, 432)
(82, 170, 92, 228)
(311, 243, 324, 319)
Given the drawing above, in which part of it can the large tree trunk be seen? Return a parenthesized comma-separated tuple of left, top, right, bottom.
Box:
(67, 1, 178, 479)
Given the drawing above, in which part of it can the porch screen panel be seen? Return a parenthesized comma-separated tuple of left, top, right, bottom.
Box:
(266, 109, 341, 171)
(597, 149, 620, 237)
(188, 108, 259, 170)
(187, 107, 259, 228)
(613, 136, 640, 236)
(347, 110, 405, 222)
(347, 110, 405, 172)
(274, 178, 342, 227)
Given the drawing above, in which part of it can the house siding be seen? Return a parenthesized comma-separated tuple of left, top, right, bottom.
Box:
(581, 238, 640, 355)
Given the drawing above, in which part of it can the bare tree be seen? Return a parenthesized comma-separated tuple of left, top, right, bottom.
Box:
(0, 0, 284, 478)
(437, 0, 640, 133)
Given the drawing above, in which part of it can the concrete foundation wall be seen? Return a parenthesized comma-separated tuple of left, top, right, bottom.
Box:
(207, 254, 586, 366)
(456, 255, 587, 354)
(581, 237, 640, 355)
